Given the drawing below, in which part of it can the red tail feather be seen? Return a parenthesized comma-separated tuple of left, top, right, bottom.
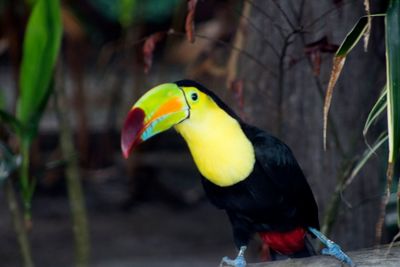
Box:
(259, 227, 306, 255)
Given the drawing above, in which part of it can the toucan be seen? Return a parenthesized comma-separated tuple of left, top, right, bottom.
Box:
(121, 80, 354, 267)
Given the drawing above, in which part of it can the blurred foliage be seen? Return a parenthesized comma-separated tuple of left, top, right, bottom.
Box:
(0, 89, 5, 110)
(0, 142, 22, 184)
(118, 0, 137, 27)
(0, 0, 62, 214)
(0, 1, 62, 265)
(88, 0, 180, 26)
(25, 0, 37, 7)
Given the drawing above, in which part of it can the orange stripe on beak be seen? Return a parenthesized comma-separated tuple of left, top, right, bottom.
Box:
(146, 96, 185, 126)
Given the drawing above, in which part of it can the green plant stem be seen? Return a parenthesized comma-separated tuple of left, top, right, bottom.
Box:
(320, 160, 353, 239)
(19, 137, 32, 222)
(54, 64, 90, 267)
(5, 179, 34, 267)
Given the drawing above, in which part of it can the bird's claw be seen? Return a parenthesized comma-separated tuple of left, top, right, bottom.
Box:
(220, 255, 246, 267)
(321, 240, 355, 267)
(220, 246, 247, 267)
(308, 227, 355, 267)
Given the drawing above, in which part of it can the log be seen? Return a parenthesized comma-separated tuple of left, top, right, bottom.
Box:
(246, 243, 400, 267)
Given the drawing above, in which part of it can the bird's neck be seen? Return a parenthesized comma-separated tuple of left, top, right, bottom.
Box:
(175, 106, 255, 187)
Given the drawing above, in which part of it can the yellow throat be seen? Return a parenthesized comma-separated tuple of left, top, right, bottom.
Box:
(174, 100, 255, 187)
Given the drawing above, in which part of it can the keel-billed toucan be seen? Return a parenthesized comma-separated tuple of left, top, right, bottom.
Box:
(121, 80, 354, 267)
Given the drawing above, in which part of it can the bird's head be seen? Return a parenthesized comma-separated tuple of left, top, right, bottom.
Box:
(121, 80, 235, 158)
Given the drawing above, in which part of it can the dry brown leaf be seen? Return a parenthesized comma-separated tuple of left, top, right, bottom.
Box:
(226, 0, 251, 87)
(304, 37, 339, 76)
(231, 79, 244, 110)
(229, 79, 246, 120)
(310, 51, 321, 76)
(363, 0, 371, 51)
(143, 32, 166, 73)
(185, 0, 198, 43)
(61, 6, 85, 41)
(323, 56, 345, 150)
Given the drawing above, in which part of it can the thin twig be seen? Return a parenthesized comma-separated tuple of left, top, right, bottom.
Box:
(98, 29, 278, 79)
(305, 0, 357, 29)
(228, 5, 280, 57)
(244, 0, 288, 38)
(271, 0, 296, 30)
(169, 30, 278, 78)
(277, 31, 298, 135)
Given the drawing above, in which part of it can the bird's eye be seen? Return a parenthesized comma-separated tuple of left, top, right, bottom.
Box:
(191, 92, 198, 101)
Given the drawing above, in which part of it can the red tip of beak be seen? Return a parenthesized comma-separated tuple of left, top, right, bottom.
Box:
(121, 108, 146, 159)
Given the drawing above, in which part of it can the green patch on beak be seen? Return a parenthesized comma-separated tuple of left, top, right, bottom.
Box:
(121, 83, 189, 158)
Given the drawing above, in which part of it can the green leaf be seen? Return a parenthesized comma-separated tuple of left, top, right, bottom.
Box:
(386, 0, 400, 166)
(336, 16, 369, 57)
(363, 87, 387, 138)
(16, 0, 62, 140)
(385, 0, 400, 227)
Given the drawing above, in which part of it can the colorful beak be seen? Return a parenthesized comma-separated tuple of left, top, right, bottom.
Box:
(121, 83, 189, 158)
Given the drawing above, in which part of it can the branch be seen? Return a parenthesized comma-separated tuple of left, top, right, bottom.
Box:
(246, 242, 400, 267)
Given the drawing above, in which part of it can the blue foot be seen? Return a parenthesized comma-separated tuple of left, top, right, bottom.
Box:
(308, 227, 355, 267)
(220, 246, 247, 267)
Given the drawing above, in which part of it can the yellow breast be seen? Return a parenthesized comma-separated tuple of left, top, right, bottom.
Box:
(175, 104, 255, 187)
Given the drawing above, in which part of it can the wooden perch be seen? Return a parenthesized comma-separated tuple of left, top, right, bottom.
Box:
(246, 242, 400, 267)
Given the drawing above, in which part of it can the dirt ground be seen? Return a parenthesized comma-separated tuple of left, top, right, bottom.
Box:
(0, 178, 264, 267)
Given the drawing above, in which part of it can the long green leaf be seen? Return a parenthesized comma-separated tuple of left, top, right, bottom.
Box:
(344, 133, 388, 189)
(15, 0, 62, 220)
(386, 0, 400, 227)
(386, 0, 400, 167)
(363, 87, 387, 137)
(16, 0, 62, 139)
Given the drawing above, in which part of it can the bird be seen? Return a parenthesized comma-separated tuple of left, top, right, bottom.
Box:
(121, 80, 354, 267)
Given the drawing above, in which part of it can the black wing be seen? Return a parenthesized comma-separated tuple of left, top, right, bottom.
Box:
(243, 124, 319, 230)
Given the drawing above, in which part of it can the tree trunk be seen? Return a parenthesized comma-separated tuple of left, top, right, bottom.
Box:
(236, 0, 387, 250)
